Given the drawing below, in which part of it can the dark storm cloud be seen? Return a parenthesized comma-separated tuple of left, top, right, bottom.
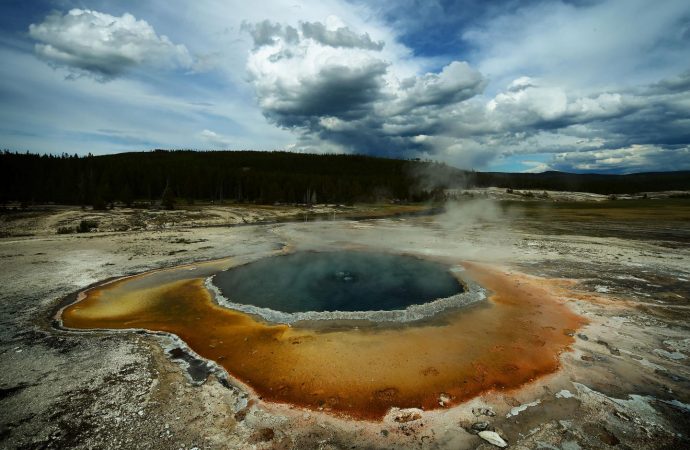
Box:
(646, 70, 690, 95)
(259, 61, 390, 128)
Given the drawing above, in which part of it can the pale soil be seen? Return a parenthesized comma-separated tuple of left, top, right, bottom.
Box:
(0, 203, 431, 238)
(447, 187, 690, 202)
(1, 198, 688, 449)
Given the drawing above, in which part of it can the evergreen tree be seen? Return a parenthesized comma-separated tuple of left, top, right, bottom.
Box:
(161, 180, 175, 210)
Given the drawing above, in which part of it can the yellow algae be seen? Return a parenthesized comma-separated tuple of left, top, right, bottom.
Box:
(61, 258, 586, 420)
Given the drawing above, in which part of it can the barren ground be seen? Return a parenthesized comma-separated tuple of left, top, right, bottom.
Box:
(1, 195, 689, 449)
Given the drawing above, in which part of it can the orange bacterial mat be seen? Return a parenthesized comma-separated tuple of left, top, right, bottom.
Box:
(61, 258, 585, 420)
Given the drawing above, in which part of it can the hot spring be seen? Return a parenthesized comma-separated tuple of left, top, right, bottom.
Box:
(211, 251, 464, 315)
(59, 249, 585, 419)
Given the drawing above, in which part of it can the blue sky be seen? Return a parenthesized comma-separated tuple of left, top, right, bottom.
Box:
(1, 0, 689, 173)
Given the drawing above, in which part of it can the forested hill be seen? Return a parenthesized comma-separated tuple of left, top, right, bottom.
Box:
(0, 150, 452, 206)
(472, 170, 690, 195)
(1, 150, 689, 207)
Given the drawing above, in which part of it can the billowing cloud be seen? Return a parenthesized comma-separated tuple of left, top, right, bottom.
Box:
(3, 0, 690, 172)
(395, 61, 485, 110)
(244, 18, 486, 155)
(28, 9, 193, 80)
(238, 2, 690, 172)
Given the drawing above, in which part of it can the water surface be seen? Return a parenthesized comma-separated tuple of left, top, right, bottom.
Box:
(212, 251, 463, 313)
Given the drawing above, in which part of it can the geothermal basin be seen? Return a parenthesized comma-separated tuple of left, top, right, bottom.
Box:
(59, 250, 585, 419)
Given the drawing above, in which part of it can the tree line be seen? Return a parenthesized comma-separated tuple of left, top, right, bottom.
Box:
(472, 170, 690, 195)
(1, 150, 688, 208)
(0, 150, 451, 208)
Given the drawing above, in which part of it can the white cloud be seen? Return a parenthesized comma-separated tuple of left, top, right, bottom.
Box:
(3, 0, 689, 172)
(29, 9, 193, 80)
(199, 129, 233, 148)
(487, 81, 568, 122)
(520, 160, 553, 173)
(300, 20, 384, 50)
(464, 0, 690, 92)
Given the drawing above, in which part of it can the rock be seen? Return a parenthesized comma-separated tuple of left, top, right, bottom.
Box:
(577, 333, 589, 341)
(506, 399, 541, 418)
(555, 389, 574, 399)
(471, 421, 490, 433)
(393, 409, 422, 423)
(472, 407, 496, 417)
(478, 430, 508, 447)
(438, 392, 451, 406)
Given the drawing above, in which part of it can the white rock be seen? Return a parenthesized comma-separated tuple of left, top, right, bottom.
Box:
(438, 393, 451, 406)
(556, 389, 574, 399)
(506, 399, 541, 418)
(478, 430, 508, 447)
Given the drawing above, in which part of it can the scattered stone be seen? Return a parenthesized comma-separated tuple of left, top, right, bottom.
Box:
(393, 409, 422, 423)
(438, 392, 451, 407)
(506, 399, 541, 418)
(663, 338, 690, 353)
(653, 348, 686, 360)
(478, 430, 508, 447)
(471, 421, 490, 433)
(473, 407, 496, 417)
